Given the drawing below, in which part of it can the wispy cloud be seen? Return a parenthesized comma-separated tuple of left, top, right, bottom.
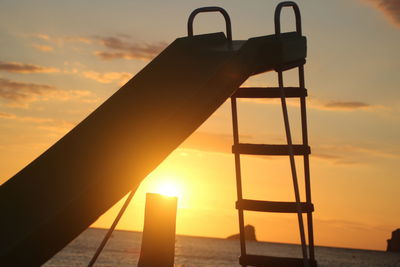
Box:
(366, 0, 400, 27)
(30, 33, 166, 61)
(311, 153, 358, 165)
(63, 36, 92, 44)
(33, 33, 50, 40)
(82, 71, 131, 85)
(181, 132, 381, 165)
(0, 111, 15, 119)
(237, 96, 376, 112)
(314, 100, 374, 111)
(181, 131, 253, 154)
(312, 143, 399, 165)
(32, 33, 92, 45)
(1, 111, 53, 123)
(95, 36, 167, 61)
(0, 111, 75, 133)
(0, 61, 59, 73)
(316, 218, 392, 233)
(0, 78, 57, 103)
(342, 144, 400, 158)
(181, 131, 399, 163)
(181, 132, 232, 154)
(32, 44, 54, 52)
(0, 78, 95, 107)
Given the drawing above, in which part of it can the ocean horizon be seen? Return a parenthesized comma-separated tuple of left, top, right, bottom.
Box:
(44, 228, 400, 266)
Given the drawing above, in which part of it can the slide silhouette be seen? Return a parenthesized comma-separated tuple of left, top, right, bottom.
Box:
(0, 31, 306, 265)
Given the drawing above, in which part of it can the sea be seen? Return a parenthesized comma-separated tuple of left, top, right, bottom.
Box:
(44, 228, 400, 267)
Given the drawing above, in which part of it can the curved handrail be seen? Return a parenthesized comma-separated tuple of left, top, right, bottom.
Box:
(187, 6, 232, 41)
(274, 1, 302, 35)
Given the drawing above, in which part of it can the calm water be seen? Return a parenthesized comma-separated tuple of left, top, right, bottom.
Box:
(45, 228, 400, 267)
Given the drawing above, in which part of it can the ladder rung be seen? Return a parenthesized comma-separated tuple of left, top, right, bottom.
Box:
(240, 254, 317, 267)
(232, 87, 307, 99)
(236, 199, 314, 213)
(232, 144, 310, 156)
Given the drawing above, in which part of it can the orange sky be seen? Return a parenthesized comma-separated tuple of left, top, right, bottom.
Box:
(1, 0, 399, 251)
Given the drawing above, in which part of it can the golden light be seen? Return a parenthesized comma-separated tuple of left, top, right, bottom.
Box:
(153, 180, 182, 198)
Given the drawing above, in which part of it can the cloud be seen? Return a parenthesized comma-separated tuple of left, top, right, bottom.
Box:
(315, 218, 391, 233)
(0, 78, 95, 107)
(32, 33, 92, 45)
(32, 44, 54, 52)
(366, 0, 400, 27)
(33, 33, 50, 40)
(0, 78, 57, 102)
(82, 71, 131, 85)
(30, 33, 166, 61)
(311, 153, 358, 165)
(317, 101, 372, 111)
(95, 36, 167, 61)
(0, 61, 59, 73)
(62, 36, 92, 44)
(181, 132, 232, 154)
(0, 111, 75, 133)
(312, 143, 399, 165)
(237, 97, 376, 111)
(181, 132, 368, 165)
(179, 130, 398, 166)
(0, 111, 15, 119)
(342, 144, 400, 158)
(181, 131, 253, 154)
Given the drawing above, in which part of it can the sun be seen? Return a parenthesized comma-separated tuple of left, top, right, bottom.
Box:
(153, 180, 182, 198)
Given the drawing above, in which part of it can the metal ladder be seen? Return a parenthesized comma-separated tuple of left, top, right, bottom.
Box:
(230, 2, 316, 267)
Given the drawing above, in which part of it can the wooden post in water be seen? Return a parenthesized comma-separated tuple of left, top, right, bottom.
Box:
(138, 193, 178, 267)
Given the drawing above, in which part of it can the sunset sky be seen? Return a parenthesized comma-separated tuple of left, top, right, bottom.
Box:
(1, 0, 399, 251)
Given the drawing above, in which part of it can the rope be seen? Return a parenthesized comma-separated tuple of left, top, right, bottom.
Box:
(87, 188, 137, 267)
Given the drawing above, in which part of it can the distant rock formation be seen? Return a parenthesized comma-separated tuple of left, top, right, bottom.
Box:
(387, 229, 400, 252)
(227, 225, 257, 241)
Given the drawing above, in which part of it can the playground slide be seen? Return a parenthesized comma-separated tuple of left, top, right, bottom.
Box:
(0, 31, 306, 265)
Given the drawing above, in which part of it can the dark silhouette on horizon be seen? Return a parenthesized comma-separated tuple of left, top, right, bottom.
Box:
(227, 225, 257, 242)
(387, 229, 400, 252)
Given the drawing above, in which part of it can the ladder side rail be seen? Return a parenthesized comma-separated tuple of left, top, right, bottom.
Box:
(187, 6, 232, 41)
(299, 65, 316, 261)
(278, 70, 309, 267)
(274, 1, 302, 35)
(230, 97, 247, 267)
(275, 2, 310, 266)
